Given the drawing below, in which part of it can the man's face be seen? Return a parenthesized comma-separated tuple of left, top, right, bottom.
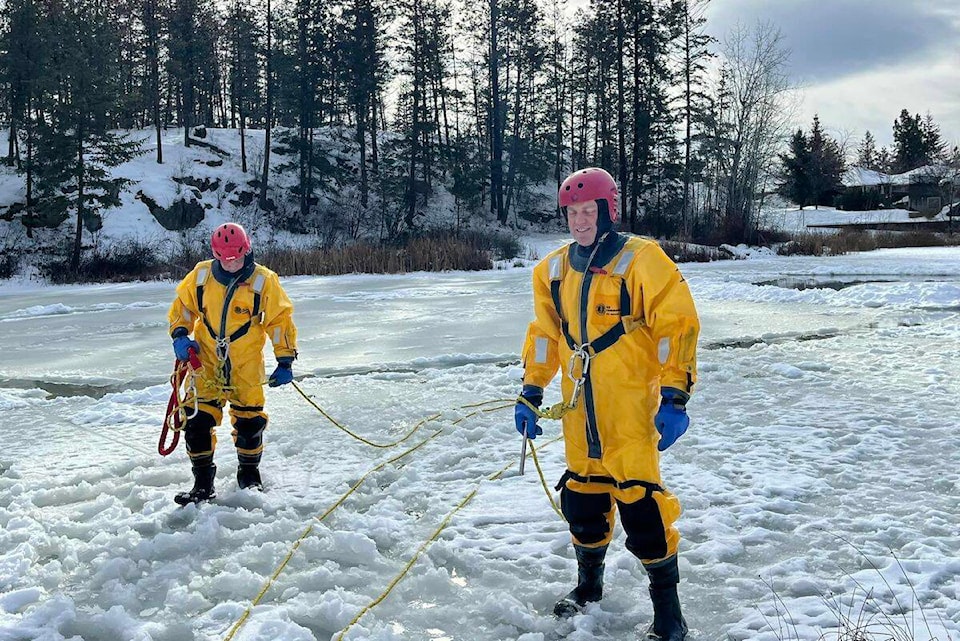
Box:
(219, 256, 245, 273)
(567, 200, 599, 247)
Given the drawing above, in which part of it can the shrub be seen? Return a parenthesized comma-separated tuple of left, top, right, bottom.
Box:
(261, 237, 492, 276)
(776, 233, 837, 256)
(658, 240, 722, 263)
(0, 253, 17, 279)
(448, 228, 523, 260)
(43, 241, 172, 283)
(776, 230, 959, 257)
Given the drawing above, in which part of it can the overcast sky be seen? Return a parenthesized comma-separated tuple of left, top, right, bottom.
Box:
(704, 0, 960, 149)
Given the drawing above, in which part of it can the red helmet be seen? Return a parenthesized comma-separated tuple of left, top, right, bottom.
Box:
(211, 223, 251, 261)
(558, 167, 619, 223)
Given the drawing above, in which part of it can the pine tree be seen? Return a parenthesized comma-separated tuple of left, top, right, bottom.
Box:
(807, 115, 844, 208)
(855, 130, 878, 171)
(892, 109, 926, 172)
(32, 0, 142, 270)
(343, 0, 386, 210)
(167, 0, 204, 146)
(489, 0, 504, 223)
(260, 0, 274, 209)
(227, 0, 262, 172)
(143, 0, 166, 163)
(1, 0, 45, 168)
(778, 128, 810, 208)
(679, 0, 713, 236)
(920, 112, 946, 164)
(499, 0, 546, 220)
(876, 146, 892, 173)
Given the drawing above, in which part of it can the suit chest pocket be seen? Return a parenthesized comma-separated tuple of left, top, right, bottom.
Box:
(590, 280, 626, 332)
(227, 287, 257, 323)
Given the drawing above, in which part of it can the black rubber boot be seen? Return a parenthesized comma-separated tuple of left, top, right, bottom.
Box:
(237, 465, 263, 491)
(553, 544, 607, 618)
(174, 463, 217, 506)
(644, 556, 688, 640)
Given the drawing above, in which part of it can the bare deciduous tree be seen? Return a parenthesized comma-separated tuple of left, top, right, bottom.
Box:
(717, 22, 795, 242)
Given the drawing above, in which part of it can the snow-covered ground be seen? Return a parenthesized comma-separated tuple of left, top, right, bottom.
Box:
(1, 243, 959, 641)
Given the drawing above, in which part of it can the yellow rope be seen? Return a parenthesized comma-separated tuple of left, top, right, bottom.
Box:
(333, 435, 565, 640)
(333, 486, 481, 641)
(221, 522, 316, 641)
(291, 380, 442, 448)
(516, 395, 576, 421)
(222, 398, 563, 641)
(221, 429, 443, 641)
(528, 438, 564, 519)
(221, 400, 510, 641)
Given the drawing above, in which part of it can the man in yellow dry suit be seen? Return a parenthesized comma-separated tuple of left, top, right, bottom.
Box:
(514, 168, 699, 640)
(168, 222, 298, 505)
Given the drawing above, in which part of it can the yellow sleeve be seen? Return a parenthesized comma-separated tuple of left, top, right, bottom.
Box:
(520, 256, 562, 390)
(632, 243, 700, 393)
(167, 266, 201, 338)
(262, 272, 298, 360)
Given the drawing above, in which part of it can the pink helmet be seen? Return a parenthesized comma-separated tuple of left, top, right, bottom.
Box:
(558, 167, 619, 223)
(211, 223, 251, 261)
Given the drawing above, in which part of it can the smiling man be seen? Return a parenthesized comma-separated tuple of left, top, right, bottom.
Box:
(513, 168, 700, 640)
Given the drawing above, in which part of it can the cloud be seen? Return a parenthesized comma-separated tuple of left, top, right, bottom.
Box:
(706, 0, 960, 84)
(793, 49, 960, 147)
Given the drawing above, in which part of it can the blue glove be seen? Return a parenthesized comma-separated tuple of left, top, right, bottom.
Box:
(655, 387, 690, 451)
(268, 357, 294, 387)
(172, 335, 200, 361)
(514, 385, 543, 439)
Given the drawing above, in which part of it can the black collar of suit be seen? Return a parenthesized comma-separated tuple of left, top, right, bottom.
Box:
(211, 252, 256, 286)
(568, 232, 627, 273)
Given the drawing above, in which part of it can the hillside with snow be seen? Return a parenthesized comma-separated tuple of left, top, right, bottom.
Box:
(0, 127, 555, 274)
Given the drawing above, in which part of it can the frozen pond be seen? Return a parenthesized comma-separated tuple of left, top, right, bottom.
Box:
(1, 244, 958, 640)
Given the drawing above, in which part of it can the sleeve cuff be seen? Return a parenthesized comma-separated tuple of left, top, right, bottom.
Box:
(521, 384, 544, 398)
(171, 327, 189, 339)
(661, 386, 690, 404)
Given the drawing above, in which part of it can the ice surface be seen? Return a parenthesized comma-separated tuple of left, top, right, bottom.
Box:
(0, 245, 958, 640)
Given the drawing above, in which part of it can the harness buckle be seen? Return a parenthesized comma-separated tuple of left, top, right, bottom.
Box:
(566, 343, 593, 407)
(215, 337, 230, 362)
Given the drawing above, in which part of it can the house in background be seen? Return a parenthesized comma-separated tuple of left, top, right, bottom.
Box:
(841, 165, 959, 215)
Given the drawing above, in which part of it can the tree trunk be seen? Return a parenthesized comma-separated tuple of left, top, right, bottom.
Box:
(489, 0, 505, 223)
(298, 5, 310, 220)
(240, 111, 247, 172)
(183, 79, 193, 147)
(503, 62, 524, 217)
(371, 90, 379, 174)
(630, 7, 641, 232)
(616, 0, 627, 214)
(72, 131, 85, 272)
(681, 0, 692, 236)
(25, 98, 34, 206)
(260, 0, 273, 209)
(6, 121, 15, 166)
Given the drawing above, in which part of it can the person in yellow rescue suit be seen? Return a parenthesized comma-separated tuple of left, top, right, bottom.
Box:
(168, 222, 298, 505)
(514, 168, 699, 640)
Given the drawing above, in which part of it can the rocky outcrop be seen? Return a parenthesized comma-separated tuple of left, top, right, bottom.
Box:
(137, 191, 205, 230)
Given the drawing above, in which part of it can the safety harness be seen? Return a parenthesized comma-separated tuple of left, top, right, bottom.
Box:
(546, 235, 640, 458)
(195, 264, 266, 402)
(554, 470, 663, 497)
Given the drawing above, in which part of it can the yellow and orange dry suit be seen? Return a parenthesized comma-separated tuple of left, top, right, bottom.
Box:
(168, 256, 298, 467)
(520, 232, 699, 566)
